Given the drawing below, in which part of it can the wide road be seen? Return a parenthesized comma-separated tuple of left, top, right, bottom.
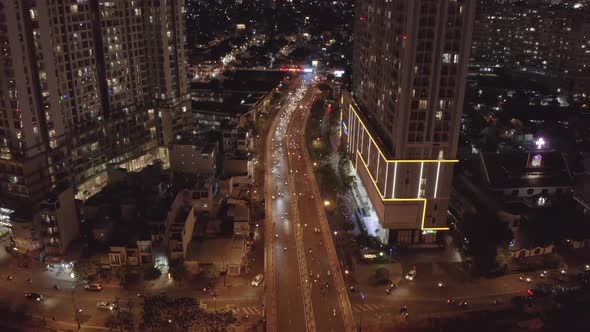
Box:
(286, 84, 352, 332)
(265, 74, 353, 332)
(265, 76, 308, 332)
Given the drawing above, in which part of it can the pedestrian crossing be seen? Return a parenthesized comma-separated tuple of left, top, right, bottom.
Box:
(232, 306, 264, 316)
(230, 303, 386, 316)
(351, 303, 388, 313)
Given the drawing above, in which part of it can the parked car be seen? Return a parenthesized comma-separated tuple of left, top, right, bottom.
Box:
(85, 283, 103, 291)
(96, 302, 117, 311)
(251, 274, 264, 287)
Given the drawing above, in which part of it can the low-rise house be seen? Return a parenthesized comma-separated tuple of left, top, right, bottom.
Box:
(223, 151, 252, 178)
(39, 186, 79, 257)
(169, 135, 219, 175)
(173, 173, 215, 215)
(185, 235, 248, 276)
(222, 127, 252, 153)
(219, 174, 251, 199)
(227, 201, 250, 237)
(109, 240, 153, 267)
(0, 186, 79, 260)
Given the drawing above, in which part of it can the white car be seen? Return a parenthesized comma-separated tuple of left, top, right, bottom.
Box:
(97, 302, 117, 311)
(251, 274, 264, 287)
(405, 269, 417, 281)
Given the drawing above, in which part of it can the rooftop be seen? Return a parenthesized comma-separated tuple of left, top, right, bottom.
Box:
(172, 173, 213, 192)
(190, 70, 285, 93)
(171, 130, 219, 147)
(480, 151, 573, 189)
(185, 237, 245, 265)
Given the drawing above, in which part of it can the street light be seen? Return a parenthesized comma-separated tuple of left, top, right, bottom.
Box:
(324, 200, 330, 207)
(71, 290, 81, 330)
(358, 293, 366, 332)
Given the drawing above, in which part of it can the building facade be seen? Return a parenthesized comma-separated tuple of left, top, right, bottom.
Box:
(343, 0, 475, 244)
(0, 0, 190, 203)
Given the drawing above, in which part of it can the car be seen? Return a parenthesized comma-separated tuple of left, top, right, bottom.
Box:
(25, 293, 43, 301)
(85, 283, 103, 291)
(251, 274, 264, 287)
(405, 269, 417, 281)
(96, 302, 117, 311)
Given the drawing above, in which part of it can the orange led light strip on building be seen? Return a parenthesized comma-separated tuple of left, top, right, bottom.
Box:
(354, 151, 449, 231)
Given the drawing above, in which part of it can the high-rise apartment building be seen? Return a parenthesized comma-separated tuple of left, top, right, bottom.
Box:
(342, 0, 475, 244)
(0, 0, 190, 202)
(471, 1, 590, 100)
(0, 0, 189, 256)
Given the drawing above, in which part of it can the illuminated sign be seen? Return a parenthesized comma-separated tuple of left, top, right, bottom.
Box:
(279, 67, 313, 73)
(333, 70, 345, 78)
(535, 137, 546, 150)
(236, 24, 246, 30)
(312, 60, 319, 67)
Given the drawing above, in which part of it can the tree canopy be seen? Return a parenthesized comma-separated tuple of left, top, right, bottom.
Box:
(142, 295, 236, 331)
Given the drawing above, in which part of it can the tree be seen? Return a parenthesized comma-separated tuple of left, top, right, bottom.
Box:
(113, 265, 130, 287)
(496, 247, 511, 269)
(201, 265, 220, 283)
(73, 260, 98, 281)
(142, 295, 236, 331)
(457, 213, 513, 275)
(106, 310, 134, 331)
(169, 259, 187, 283)
(143, 265, 162, 281)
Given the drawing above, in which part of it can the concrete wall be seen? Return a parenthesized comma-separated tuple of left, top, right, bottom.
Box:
(223, 158, 249, 177)
(55, 187, 80, 255)
(182, 206, 196, 258)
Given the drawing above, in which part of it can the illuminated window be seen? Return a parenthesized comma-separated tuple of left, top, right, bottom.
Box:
(435, 111, 443, 120)
(442, 53, 451, 63)
(531, 154, 542, 167)
(71, 4, 78, 13)
(419, 100, 427, 110)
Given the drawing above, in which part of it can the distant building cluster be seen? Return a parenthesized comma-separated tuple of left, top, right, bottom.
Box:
(471, 0, 590, 100)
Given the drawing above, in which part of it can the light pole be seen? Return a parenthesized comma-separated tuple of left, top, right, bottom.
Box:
(71, 289, 81, 330)
(358, 293, 366, 332)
